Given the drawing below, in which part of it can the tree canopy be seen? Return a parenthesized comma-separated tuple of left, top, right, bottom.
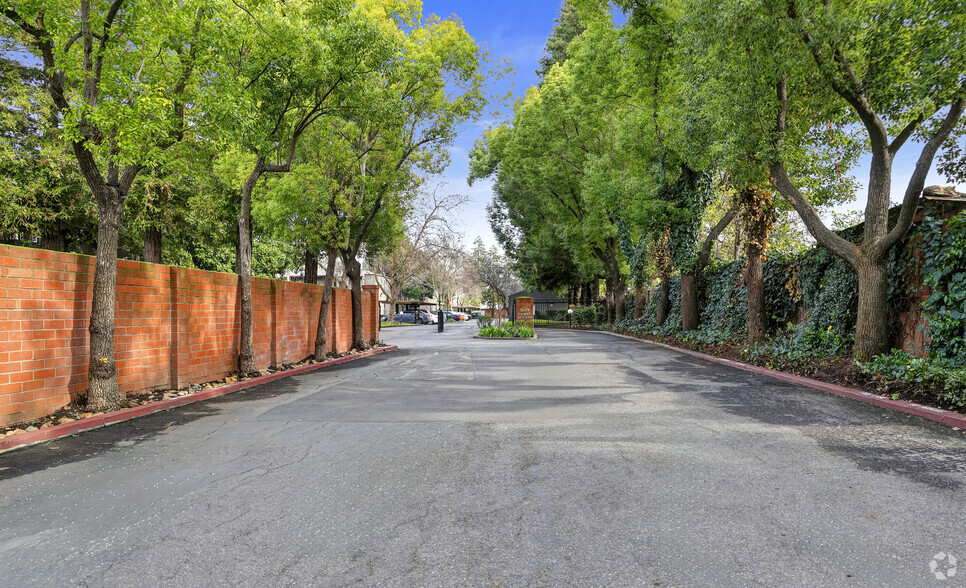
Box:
(471, 0, 966, 359)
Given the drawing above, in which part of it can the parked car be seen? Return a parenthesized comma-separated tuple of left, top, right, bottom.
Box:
(392, 309, 438, 324)
(454, 312, 470, 321)
(393, 312, 416, 324)
(417, 309, 437, 324)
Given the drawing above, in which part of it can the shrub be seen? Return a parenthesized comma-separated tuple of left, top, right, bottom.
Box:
(478, 324, 534, 338)
(572, 305, 601, 326)
(859, 349, 966, 408)
(745, 325, 853, 362)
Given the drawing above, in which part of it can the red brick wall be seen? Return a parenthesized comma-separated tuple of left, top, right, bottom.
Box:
(0, 248, 93, 425)
(515, 297, 534, 328)
(0, 245, 377, 426)
(332, 288, 351, 353)
(363, 285, 380, 341)
(896, 201, 964, 356)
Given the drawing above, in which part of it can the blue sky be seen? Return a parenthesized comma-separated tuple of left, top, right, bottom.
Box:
(421, 1, 964, 250)
(420, 0, 564, 250)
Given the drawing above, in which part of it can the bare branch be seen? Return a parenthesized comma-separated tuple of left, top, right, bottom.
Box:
(879, 96, 966, 256)
(786, 0, 889, 155)
(889, 114, 925, 156)
(770, 160, 857, 262)
(88, 0, 126, 109)
(64, 32, 82, 53)
(697, 205, 737, 272)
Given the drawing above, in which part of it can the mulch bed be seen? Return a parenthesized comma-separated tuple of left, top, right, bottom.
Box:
(0, 346, 385, 439)
(597, 327, 961, 415)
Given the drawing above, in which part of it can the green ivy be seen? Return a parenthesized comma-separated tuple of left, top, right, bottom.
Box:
(618, 234, 861, 355)
(781, 247, 858, 355)
(916, 206, 966, 364)
(658, 275, 683, 333)
(693, 261, 746, 341)
(860, 349, 966, 409)
(603, 204, 966, 366)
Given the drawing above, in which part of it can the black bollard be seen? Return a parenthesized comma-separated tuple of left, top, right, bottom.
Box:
(438, 310, 444, 332)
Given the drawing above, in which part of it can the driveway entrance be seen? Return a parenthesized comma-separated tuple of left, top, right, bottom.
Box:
(1, 323, 964, 585)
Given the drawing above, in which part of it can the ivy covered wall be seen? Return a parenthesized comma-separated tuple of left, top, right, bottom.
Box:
(580, 202, 966, 364)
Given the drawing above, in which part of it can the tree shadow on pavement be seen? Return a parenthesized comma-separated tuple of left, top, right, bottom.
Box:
(0, 355, 390, 482)
(650, 357, 966, 491)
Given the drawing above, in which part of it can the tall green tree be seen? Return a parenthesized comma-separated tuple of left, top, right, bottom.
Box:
(0, 37, 93, 251)
(331, 10, 489, 349)
(536, 0, 585, 80)
(688, 0, 966, 359)
(472, 62, 630, 320)
(209, 0, 397, 373)
(574, 1, 730, 329)
(253, 120, 358, 358)
(3, 0, 213, 410)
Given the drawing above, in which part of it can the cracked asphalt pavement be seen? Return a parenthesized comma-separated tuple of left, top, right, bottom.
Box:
(2, 323, 966, 586)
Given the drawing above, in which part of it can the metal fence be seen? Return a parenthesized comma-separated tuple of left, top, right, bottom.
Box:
(529, 298, 573, 328)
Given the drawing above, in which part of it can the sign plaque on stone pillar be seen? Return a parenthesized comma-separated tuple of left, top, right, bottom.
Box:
(515, 296, 534, 330)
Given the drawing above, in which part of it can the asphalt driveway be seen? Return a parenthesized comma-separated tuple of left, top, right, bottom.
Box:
(1, 322, 964, 586)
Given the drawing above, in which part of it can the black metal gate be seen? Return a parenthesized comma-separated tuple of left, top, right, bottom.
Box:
(527, 298, 573, 328)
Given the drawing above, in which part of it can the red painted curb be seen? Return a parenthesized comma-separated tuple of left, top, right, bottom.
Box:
(0, 346, 398, 454)
(592, 330, 966, 430)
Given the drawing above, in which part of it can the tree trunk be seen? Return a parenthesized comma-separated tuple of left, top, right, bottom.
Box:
(745, 243, 766, 343)
(314, 249, 338, 358)
(85, 193, 125, 412)
(853, 256, 890, 361)
(606, 238, 625, 323)
(304, 249, 318, 284)
(683, 206, 736, 332)
(345, 255, 366, 349)
(655, 279, 670, 327)
(608, 267, 626, 323)
(634, 282, 646, 319)
(681, 273, 699, 331)
(388, 281, 403, 319)
(614, 283, 626, 323)
(604, 278, 614, 324)
(143, 226, 162, 263)
(237, 165, 260, 376)
(733, 224, 742, 262)
(655, 227, 671, 328)
(738, 187, 775, 345)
